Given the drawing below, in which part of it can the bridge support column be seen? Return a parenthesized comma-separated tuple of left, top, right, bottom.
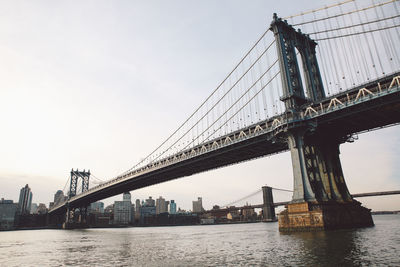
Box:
(279, 131, 373, 231)
(79, 206, 89, 225)
(63, 205, 75, 229)
(63, 206, 89, 229)
(62, 169, 91, 229)
(61, 205, 77, 230)
(262, 186, 276, 222)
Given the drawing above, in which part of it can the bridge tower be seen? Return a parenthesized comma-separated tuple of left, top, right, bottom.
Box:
(270, 14, 373, 231)
(65, 169, 90, 229)
(262, 186, 276, 222)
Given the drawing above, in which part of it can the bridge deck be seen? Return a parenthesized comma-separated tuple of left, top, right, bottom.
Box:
(49, 72, 400, 214)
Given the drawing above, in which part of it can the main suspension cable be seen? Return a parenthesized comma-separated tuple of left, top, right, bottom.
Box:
(222, 189, 262, 207)
(315, 24, 400, 41)
(308, 14, 400, 35)
(291, 0, 397, 26)
(283, 0, 354, 20)
(121, 29, 272, 176)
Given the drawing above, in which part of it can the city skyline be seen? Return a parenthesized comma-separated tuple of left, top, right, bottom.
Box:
(1, 0, 399, 211)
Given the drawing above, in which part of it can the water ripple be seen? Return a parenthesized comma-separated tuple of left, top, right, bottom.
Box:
(0, 215, 399, 266)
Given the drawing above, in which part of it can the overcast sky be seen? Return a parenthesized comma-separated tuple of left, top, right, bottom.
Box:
(0, 0, 399, 211)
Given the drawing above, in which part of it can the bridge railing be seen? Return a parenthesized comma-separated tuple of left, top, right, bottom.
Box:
(49, 113, 293, 212)
(302, 72, 400, 120)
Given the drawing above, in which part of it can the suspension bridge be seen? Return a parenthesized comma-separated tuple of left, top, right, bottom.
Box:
(200, 186, 400, 222)
(48, 0, 400, 231)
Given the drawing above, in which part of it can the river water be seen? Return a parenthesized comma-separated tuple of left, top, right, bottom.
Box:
(0, 215, 399, 266)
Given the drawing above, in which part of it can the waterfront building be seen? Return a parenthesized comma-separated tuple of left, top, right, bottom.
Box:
(114, 192, 132, 225)
(177, 208, 188, 214)
(145, 196, 155, 207)
(227, 207, 240, 221)
(200, 218, 215, 225)
(18, 184, 32, 215)
(170, 200, 177, 214)
(0, 198, 18, 230)
(30, 203, 38, 214)
(140, 197, 156, 223)
(131, 205, 135, 223)
(90, 202, 104, 213)
(89, 213, 112, 227)
(192, 197, 204, 213)
(135, 199, 141, 220)
(156, 196, 169, 214)
(242, 204, 256, 221)
(141, 206, 156, 216)
(227, 212, 240, 221)
(209, 205, 229, 220)
(37, 203, 47, 214)
(140, 205, 156, 224)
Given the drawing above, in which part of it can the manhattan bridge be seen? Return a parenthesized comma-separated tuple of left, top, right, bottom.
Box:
(49, 0, 400, 231)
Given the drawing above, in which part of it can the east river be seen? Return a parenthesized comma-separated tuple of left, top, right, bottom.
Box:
(0, 215, 399, 266)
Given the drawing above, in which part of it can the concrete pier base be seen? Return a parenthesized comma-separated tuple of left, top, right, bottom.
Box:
(278, 201, 374, 232)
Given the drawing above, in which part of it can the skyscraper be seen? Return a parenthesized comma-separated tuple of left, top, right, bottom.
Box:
(90, 202, 104, 213)
(135, 199, 141, 220)
(114, 192, 132, 225)
(53, 190, 65, 205)
(123, 192, 131, 202)
(192, 197, 203, 213)
(145, 196, 155, 207)
(37, 203, 47, 214)
(18, 184, 32, 215)
(170, 200, 176, 214)
(30, 203, 38, 214)
(156, 196, 169, 214)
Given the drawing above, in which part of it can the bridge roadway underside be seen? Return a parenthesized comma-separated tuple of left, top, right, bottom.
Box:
(54, 133, 289, 213)
(52, 79, 400, 214)
(312, 85, 400, 138)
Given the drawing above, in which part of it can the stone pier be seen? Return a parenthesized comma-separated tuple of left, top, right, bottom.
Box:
(278, 131, 373, 232)
(279, 201, 373, 232)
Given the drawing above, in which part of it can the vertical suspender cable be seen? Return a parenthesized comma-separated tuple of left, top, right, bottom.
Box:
(323, 9, 341, 94)
(312, 11, 331, 96)
(354, 1, 378, 79)
(372, 0, 394, 72)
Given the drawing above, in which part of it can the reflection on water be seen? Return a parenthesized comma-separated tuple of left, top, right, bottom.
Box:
(0, 215, 399, 266)
(281, 230, 362, 265)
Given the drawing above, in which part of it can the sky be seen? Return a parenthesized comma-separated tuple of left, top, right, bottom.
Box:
(0, 0, 399, 212)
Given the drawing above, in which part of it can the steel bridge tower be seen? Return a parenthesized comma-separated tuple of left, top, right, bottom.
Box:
(270, 14, 373, 231)
(65, 169, 90, 229)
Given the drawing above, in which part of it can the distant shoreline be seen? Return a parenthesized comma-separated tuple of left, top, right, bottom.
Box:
(371, 210, 399, 215)
(1, 212, 399, 232)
